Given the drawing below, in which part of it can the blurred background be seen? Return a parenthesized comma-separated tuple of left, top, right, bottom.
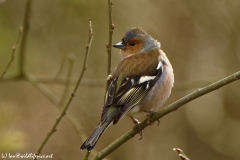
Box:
(0, 0, 240, 160)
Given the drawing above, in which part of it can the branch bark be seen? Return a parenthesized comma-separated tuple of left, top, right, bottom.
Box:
(91, 71, 240, 160)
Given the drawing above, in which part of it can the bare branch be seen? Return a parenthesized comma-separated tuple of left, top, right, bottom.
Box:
(24, 55, 96, 156)
(105, 0, 114, 96)
(59, 53, 75, 106)
(19, 0, 32, 76)
(91, 71, 240, 160)
(0, 27, 23, 80)
(55, 53, 67, 79)
(173, 78, 223, 90)
(173, 148, 191, 160)
(35, 19, 93, 156)
(83, 151, 90, 160)
(26, 70, 98, 157)
(33, 76, 226, 91)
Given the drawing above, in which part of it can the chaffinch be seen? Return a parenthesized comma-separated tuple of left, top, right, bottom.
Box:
(80, 27, 174, 151)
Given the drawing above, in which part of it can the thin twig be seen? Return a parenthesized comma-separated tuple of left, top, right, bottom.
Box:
(26, 72, 100, 157)
(75, 19, 93, 90)
(105, 0, 114, 96)
(26, 72, 98, 157)
(33, 76, 226, 90)
(173, 79, 221, 90)
(24, 55, 95, 156)
(0, 27, 23, 80)
(59, 53, 75, 107)
(173, 148, 190, 160)
(26, 71, 91, 149)
(91, 71, 240, 160)
(35, 19, 93, 156)
(19, 0, 32, 77)
(55, 53, 67, 79)
(83, 151, 90, 160)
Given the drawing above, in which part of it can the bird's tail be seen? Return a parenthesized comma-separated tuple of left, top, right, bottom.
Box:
(80, 121, 111, 151)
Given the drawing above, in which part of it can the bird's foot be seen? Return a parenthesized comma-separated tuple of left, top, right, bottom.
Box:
(133, 126, 144, 140)
(138, 129, 143, 140)
(144, 110, 160, 126)
(133, 125, 144, 140)
(130, 116, 144, 140)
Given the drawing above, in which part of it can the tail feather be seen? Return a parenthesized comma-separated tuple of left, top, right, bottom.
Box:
(80, 122, 111, 151)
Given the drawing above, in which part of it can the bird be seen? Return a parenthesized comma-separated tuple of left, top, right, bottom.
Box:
(80, 27, 174, 151)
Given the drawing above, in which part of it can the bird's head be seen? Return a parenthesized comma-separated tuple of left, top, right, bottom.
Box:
(113, 27, 160, 59)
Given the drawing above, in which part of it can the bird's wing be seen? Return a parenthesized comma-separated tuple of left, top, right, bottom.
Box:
(101, 60, 163, 125)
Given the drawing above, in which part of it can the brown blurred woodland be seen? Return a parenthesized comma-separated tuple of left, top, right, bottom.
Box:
(0, 0, 240, 160)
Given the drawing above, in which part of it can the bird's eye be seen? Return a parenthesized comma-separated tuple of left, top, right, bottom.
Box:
(129, 42, 135, 46)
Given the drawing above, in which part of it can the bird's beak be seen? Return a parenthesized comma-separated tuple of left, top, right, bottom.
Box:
(113, 42, 126, 50)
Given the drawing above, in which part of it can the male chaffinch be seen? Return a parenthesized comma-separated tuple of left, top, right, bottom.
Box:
(80, 27, 174, 151)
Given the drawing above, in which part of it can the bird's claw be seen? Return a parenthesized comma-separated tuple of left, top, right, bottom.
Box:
(130, 116, 144, 140)
(132, 123, 144, 140)
(156, 119, 160, 126)
(139, 130, 143, 140)
(144, 110, 160, 126)
(149, 119, 160, 126)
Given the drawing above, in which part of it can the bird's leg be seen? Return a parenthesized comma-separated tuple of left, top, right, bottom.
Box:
(129, 116, 144, 140)
(144, 110, 160, 126)
(106, 74, 113, 81)
(130, 116, 140, 125)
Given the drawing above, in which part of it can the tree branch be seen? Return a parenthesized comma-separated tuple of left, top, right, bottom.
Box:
(59, 53, 75, 107)
(32, 76, 227, 91)
(83, 151, 91, 160)
(35, 19, 93, 156)
(19, 0, 32, 77)
(173, 148, 190, 160)
(55, 53, 67, 79)
(0, 27, 23, 81)
(91, 71, 240, 160)
(26, 72, 99, 157)
(105, 0, 114, 96)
